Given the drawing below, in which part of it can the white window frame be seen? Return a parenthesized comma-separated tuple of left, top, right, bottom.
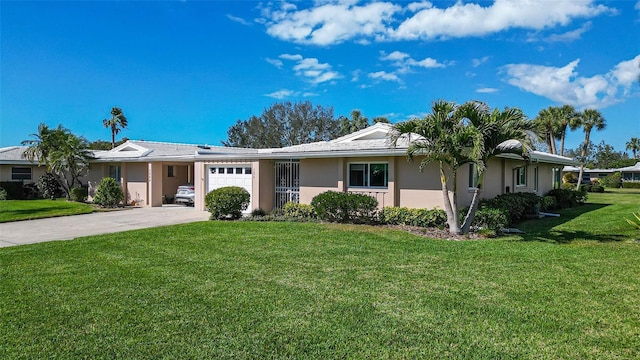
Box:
(348, 162, 389, 189)
(533, 166, 539, 192)
(11, 167, 32, 181)
(515, 166, 527, 187)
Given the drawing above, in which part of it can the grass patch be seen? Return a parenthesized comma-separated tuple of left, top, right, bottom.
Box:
(514, 189, 640, 243)
(0, 199, 95, 223)
(2, 216, 639, 358)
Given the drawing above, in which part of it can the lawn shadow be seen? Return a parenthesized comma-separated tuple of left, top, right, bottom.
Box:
(514, 203, 622, 244)
(6, 206, 73, 216)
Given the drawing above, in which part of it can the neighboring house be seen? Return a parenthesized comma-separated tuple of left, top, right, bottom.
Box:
(0, 123, 577, 212)
(562, 166, 617, 184)
(617, 162, 640, 182)
(0, 146, 48, 183)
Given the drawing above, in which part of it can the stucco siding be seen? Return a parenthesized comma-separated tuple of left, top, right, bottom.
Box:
(257, 160, 275, 211)
(125, 163, 148, 205)
(0, 165, 47, 183)
(396, 158, 444, 209)
(299, 158, 340, 204)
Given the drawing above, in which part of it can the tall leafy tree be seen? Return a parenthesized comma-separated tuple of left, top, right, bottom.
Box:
(22, 123, 93, 199)
(576, 109, 606, 188)
(102, 107, 128, 149)
(534, 107, 558, 154)
(338, 110, 370, 136)
(390, 100, 533, 235)
(626, 137, 640, 159)
(553, 105, 581, 157)
(223, 101, 339, 148)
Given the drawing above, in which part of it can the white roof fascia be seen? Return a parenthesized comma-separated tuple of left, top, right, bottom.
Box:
(330, 122, 394, 143)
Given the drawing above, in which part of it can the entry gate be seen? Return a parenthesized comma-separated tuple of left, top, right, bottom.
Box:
(275, 160, 300, 209)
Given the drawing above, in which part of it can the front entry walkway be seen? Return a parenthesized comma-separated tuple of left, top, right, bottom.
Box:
(0, 206, 210, 247)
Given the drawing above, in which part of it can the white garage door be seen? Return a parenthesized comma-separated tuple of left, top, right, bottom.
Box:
(206, 164, 253, 213)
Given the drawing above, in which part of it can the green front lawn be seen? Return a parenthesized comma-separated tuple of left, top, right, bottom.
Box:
(0, 199, 95, 223)
(2, 188, 639, 359)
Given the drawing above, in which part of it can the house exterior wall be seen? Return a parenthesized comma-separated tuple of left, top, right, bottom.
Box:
(125, 162, 148, 206)
(85, 163, 107, 200)
(395, 158, 444, 209)
(162, 163, 190, 202)
(299, 158, 340, 205)
(257, 159, 275, 212)
(0, 165, 47, 183)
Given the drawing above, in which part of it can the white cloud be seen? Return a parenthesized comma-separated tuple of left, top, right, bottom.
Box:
(265, 89, 297, 99)
(636, 1, 640, 10)
(472, 56, 490, 68)
(502, 54, 640, 109)
(226, 14, 251, 26)
(380, 50, 448, 74)
(265, 57, 283, 68)
(476, 87, 499, 93)
(368, 71, 402, 83)
(259, 1, 611, 45)
(279, 54, 342, 84)
(546, 21, 592, 42)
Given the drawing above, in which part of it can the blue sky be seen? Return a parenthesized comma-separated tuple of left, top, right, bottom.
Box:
(2, 0, 639, 154)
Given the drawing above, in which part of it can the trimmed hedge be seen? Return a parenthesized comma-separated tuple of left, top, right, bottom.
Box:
(546, 188, 587, 209)
(205, 186, 250, 220)
(282, 202, 316, 219)
(622, 181, 640, 189)
(481, 192, 542, 225)
(70, 186, 88, 202)
(379, 207, 447, 228)
(472, 207, 509, 233)
(38, 172, 63, 200)
(311, 191, 378, 224)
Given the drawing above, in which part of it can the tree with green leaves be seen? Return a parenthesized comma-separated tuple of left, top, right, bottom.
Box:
(391, 100, 533, 235)
(338, 109, 370, 136)
(102, 107, 128, 149)
(553, 105, 581, 156)
(626, 137, 640, 159)
(22, 123, 93, 199)
(534, 107, 558, 154)
(575, 109, 606, 188)
(223, 101, 339, 148)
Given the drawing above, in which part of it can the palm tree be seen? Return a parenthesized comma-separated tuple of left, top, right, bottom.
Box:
(533, 107, 558, 154)
(626, 137, 640, 159)
(22, 123, 92, 199)
(103, 107, 128, 149)
(576, 109, 606, 188)
(390, 100, 532, 235)
(553, 105, 581, 157)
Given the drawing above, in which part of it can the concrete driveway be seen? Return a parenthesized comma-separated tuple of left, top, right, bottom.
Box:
(0, 205, 210, 247)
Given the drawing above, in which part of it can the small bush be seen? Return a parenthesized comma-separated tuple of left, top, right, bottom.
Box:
(379, 207, 447, 228)
(311, 191, 378, 224)
(0, 188, 6, 200)
(0, 181, 25, 200)
(472, 207, 509, 233)
(37, 172, 63, 200)
(562, 172, 577, 184)
(282, 202, 316, 219)
(541, 196, 558, 211)
(622, 181, 640, 189)
(601, 172, 621, 188)
(589, 184, 604, 193)
(70, 186, 88, 202)
(546, 188, 587, 209)
(23, 183, 42, 200)
(205, 186, 250, 220)
(251, 208, 267, 217)
(482, 192, 542, 225)
(561, 182, 576, 190)
(93, 178, 124, 208)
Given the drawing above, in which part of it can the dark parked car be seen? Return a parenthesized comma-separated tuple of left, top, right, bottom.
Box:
(175, 185, 195, 206)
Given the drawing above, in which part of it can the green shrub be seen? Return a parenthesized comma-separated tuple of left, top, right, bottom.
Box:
(0, 187, 6, 200)
(579, 184, 591, 192)
(379, 207, 447, 228)
(601, 172, 621, 188)
(561, 182, 576, 190)
(70, 186, 88, 202)
(23, 183, 42, 199)
(205, 186, 250, 220)
(37, 172, 63, 200)
(546, 188, 587, 209)
(622, 181, 640, 189)
(472, 207, 509, 233)
(311, 191, 378, 224)
(0, 181, 25, 200)
(93, 178, 124, 208)
(251, 208, 267, 217)
(562, 172, 577, 184)
(379, 206, 412, 225)
(482, 192, 542, 225)
(541, 196, 558, 211)
(282, 202, 316, 219)
(589, 184, 604, 193)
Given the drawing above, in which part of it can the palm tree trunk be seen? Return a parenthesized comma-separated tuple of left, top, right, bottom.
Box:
(559, 131, 566, 157)
(111, 130, 116, 150)
(576, 133, 591, 189)
(440, 164, 461, 234)
(461, 173, 484, 234)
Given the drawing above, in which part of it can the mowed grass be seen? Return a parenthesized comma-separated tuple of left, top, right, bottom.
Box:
(2, 189, 640, 360)
(0, 199, 94, 223)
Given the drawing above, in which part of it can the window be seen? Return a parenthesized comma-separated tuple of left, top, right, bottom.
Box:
(210, 167, 217, 174)
(168, 165, 175, 177)
(533, 167, 539, 192)
(109, 165, 121, 182)
(11, 167, 32, 181)
(468, 164, 479, 188)
(244, 167, 252, 175)
(348, 163, 388, 188)
(236, 167, 243, 174)
(227, 167, 234, 174)
(552, 168, 561, 189)
(515, 166, 527, 187)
